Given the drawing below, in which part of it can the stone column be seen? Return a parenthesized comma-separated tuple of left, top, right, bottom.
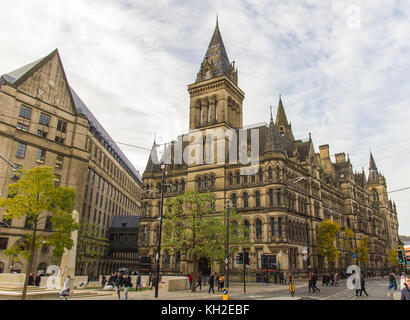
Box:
(60, 210, 80, 288)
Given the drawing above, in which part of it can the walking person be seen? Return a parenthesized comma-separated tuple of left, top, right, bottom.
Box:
(308, 273, 313, 293)
(101, 275, 107, 289)
(334, 272, 339, 287)
(59, 275, 72, 300)
(288, 272, 293, 285)
(264, 272, 269, 286)
(312, 272, 320, 293)
(388, 272, 394, 290)
(330, 273, 335, 286)
(188, 273, 193, 290)
(114, 272, 124, 300)
(401, 282, 410, 300)
(208, 272, 215, 294)
(392, 272, 398, 290)
(359, 274, 369, 297)
(123, 273, 133, 300)
(196, 273, 202, 290)
(219, 273, 225, 290)
(136, 272, 142, 291)
(400, 272, 407, 290)
(28, 274, 34, 286)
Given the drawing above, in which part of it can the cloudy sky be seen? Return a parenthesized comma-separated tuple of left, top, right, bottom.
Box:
(1, 0, 409, 235)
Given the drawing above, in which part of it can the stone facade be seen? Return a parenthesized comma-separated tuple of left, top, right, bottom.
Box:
(0, 50, 143, 278)
(138, 22, 400, 276)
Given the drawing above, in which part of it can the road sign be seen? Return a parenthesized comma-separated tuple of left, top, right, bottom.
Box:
(225, 258, 228, 264)
(352, 253, 357, 259)
(222, 288, 230, 300)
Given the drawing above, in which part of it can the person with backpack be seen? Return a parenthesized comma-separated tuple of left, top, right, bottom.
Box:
(123, 273, 133, 300)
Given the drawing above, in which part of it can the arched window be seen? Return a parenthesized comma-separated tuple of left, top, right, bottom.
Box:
(211, 176, 216, 189)
(204, 177, 209, 189)
(232, 221, 238, 236)
(258, 168, 263, 182)
(243, 193, 249, 208)
(236, 172, 240, 184)
(243, 175, 248, 184)
(205, 70, 211, 80)
(143, 227, 147, 243)
(207, 102, 210, 122)
(215, 102, 218, 121)
(372, 189, 379, 201)
(231, 194, 237, 208)
(181, 180, 185, 193)
(200, 106, 203, 125)
(251, 173, 256, 183)
(256, 220, 262, 239)
(244, 221, 250, 238)
(255, 191, 261, 207)
(268, 167, 273, 180)
(176, 181, 180, 193)
(229, 173, 233, 185)
(197, 178, 202, 190)
(276, 167, 280, 180)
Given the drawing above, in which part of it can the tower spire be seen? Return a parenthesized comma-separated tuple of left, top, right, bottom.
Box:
(369, 151, 378, 172)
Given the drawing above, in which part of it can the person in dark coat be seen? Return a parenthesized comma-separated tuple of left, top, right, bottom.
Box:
(122, 273, 133, 300)
(34, 274, 42, 287)
(358, 274, 368, 297)
(208, 272, 215, 294)
(196, 273, 202, 290)
(101, 276, 107, 289)
(114, 272, 124, 300)
(28, 274, 34, 286)
(311, 273, 320, 293)
(136, 272, 142, 291)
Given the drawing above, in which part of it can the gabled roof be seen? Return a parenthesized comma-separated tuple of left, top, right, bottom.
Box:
(1, 49, 142, 185)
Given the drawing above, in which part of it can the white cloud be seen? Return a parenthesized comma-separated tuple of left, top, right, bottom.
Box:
(1, 0, 409, 235)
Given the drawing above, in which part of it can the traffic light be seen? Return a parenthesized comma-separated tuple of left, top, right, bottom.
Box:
(397, 249, 405, 264)
(236, 252, 244, 264)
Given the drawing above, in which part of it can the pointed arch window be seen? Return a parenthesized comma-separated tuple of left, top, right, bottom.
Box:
(229, 173, 233, 186)
(244, 220, 250, 238)
(197, 178, 202, 190)
(236, 172, 240, 184)
(258, 168, 263, 182)
(207, 102, 211, 122)
(204, 176, 209, 189)
(215, 101, 219, 121)
(200, 106, 203, 125)
(205, 70, 211, 80)
(256, 220, 262, 239)
(211, 176, 216, 189)
(255, 191, 261, 207)
(269, 167, 273, 180)
(231, 194, 237, 208)
(276, 167, 280, 180)
(243, 193, 249, 208)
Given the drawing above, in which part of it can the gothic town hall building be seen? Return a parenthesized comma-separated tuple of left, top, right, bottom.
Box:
(138, 22, 400, 276)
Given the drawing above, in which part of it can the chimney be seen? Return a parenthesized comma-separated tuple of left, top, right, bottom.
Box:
(319, 145, 330, 160)
(335, 153, 346, 163)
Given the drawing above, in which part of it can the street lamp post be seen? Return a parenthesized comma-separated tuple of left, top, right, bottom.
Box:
(225, 200, 230, 289)
(154, 163, 166, 298)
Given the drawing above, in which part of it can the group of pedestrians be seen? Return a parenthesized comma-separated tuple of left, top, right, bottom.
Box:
(308, 272, 321, 293)
(188, 272, 225, 294)
(321, 272, 339, 287)
(27, 273, 43, 287)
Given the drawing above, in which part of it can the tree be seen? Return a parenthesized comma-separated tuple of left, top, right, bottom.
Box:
(317, 220, 341, 270)
(357, 236, 370, 266)
(162, 191, 249, 292)
(340, 227, 356, 266)
(387, 249, 400, 268)
(0, 166, 78, 300)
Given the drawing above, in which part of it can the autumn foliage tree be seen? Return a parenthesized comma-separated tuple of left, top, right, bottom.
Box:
(317, 220, 341, 270)
(0, 167, 78, 300)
